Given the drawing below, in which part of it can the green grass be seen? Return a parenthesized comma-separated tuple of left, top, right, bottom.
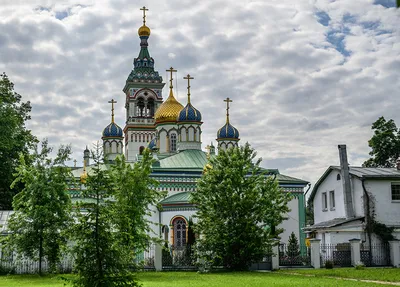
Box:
(278, 267, 400, 283)
(0, 271, 397, 287)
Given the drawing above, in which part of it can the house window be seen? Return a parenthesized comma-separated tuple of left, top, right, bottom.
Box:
(329, 190, 335, 210)
(173, 217, 187, 248)
(170, 133, 177, 152)
(391, 183, 400, 201)
(337, 174, 341, 180)
(322, 192, 328, 211)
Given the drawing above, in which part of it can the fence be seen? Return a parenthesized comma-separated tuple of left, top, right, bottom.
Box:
(360, 243, 391, 266)
(320, 243, 351, 267)
(135, 244, 156, 270)
(162, 244, 197, 270)
(0, 257, 74, 274)
(279, 244, 311, 266)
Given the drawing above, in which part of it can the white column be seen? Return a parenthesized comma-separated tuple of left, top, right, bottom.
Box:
(310, 239, 321, 269)
(389, 240, 400, 267)
(154, 243, 163, 271)
(271, 239, 280, 270)
(349, 238, 361, 266)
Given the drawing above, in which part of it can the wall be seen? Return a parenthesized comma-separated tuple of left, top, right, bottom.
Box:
(279, 196, 300, 244)
(314, 170, 346, 224)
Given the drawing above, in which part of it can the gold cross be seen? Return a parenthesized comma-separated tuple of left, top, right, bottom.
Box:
(205, 144, 211, 159)
(73, 159, 77, 167)
(167, 67, 177, 90)
(183, 74, 194, 103)
(108, 99, 117, 123)
(224, 97, 233, 123)
(140, 6, 149, 26)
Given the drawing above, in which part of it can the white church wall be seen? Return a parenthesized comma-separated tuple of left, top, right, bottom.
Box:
(279, 196, 299, 244)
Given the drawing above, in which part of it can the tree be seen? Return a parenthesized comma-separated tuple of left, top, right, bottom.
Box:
(192, 143, 292, 271)
(7, 140, 72, 275)
(287, 232, 300, 258)
(0, 73, 37, 209)
(70, 144, 139, 287)
(363, 116, 400, 168)
(109, 150, 164, 263)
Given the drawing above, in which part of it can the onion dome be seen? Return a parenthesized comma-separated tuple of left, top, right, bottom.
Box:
(148, 137, 157, 150)
(154, 68, 183, 124)
(138, 25, 151, 37)
(102, 122, 123, 138)
(217, 122, 239, 139)
(178, 103, 202, 122)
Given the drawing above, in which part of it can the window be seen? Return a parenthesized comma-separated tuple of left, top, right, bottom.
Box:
(391, 183, 400, 201)
(170, 133, 177, 152)
(337, 174, 341, 180)
(173, 218, 187, 248)
(329, 190, 335, 210)
(322, 192, 328, 211)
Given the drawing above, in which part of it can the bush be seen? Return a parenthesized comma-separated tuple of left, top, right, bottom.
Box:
(325, 260, 334, 269)
(355, 261, 365, 270)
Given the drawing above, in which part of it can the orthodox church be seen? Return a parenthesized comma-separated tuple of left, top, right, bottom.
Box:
(71, 7, 309, 247)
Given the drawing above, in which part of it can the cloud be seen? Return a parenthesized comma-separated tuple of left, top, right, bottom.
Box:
(0, 0, 399, 187)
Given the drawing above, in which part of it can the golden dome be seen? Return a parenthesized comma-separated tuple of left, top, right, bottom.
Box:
(138, 25, 151, 37)
(155, 89, 184, 123)
(80, 171, 87, 183)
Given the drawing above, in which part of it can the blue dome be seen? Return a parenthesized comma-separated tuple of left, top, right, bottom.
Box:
(102, 122, 123, 138)
(178, 103, 202, 122)
(148, 137, 157, 150)
(217, 122, 239, 139)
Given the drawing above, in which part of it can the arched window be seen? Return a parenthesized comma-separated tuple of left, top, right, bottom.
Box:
(170, 133, 177, 152)
(173, 217, 187, 248)
(135, 134, 137, 142)
(139, 134, 142, 142)
(162, 225, 169, 242)
(139, 146, 145, 155)
(131, 134, 133, 142)
(137, 98, 145, 117)
(337, 174, 341, 180)
(147, 98, 155, 117)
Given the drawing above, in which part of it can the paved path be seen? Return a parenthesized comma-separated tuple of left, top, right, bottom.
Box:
(279, 272, 400, 286)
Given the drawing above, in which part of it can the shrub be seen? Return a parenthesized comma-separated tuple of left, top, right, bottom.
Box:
(325, 260, 334, 269)
(355, 261, 365, 270)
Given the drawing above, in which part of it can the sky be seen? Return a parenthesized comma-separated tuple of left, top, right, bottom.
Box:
(0, 0, 399, 187)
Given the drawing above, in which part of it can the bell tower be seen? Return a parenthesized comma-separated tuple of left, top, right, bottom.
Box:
(123, 6, 165, 161)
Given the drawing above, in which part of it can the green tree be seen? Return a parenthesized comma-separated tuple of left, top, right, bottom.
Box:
(287, 232, 300, 258)
(363, 116, 400, 168)
(7, 140, 72, 275)
(0, 73, 37, 209)
(192, 143, 292, 271)
(71, 145, 139, 287)
(109, 150, 163, 263)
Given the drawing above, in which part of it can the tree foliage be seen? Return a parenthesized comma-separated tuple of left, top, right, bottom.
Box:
(363, 116, 400, 168)
(109, 149, 164, 263)
(7, 140, 72, 274)
(0, 73, 37, 209)
(192, 143, 292, 270)
(287, 232, 300, 257)
(71, 145, 139, 287)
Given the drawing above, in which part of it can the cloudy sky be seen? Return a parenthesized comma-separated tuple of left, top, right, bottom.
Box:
(1, 0, 399, 186)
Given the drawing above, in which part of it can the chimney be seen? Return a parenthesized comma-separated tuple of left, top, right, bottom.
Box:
(397, 157, 400, 171)
(338, 145, 355, 218)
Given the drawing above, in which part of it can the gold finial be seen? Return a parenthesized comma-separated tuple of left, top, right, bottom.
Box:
(224, 97, 233, 124)
(108, 99, 117, 123)
(73, 159, 77, 167)
(140, 6, 149, 26)
(167, 67, 177, 90)
(183, 74, 194, 104)
(205, 144, 211, 159)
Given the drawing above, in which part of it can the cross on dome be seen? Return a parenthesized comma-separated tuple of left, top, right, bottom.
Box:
(140, 6, 148, 26)
(224, 97, 233, 123)
(184, 74, 194, 104)
(167, 67, 177, 90)
(108, 99, 117, 123)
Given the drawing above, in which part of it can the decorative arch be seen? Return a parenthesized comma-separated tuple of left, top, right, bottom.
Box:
(170, 216, 188, 248)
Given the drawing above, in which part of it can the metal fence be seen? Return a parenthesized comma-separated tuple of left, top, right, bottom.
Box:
(320, 243, 351, 267)
(162, 244, 196, 270)
(0, 257, 74, 274)
(279, 244, 311, 266)
(135, 244, 156, 270)
(360, 243, 391, 266)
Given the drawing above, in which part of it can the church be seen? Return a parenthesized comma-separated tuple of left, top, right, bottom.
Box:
(71, 7, 309, 247)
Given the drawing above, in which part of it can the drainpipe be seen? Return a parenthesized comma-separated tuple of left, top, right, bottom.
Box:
(361, 178, 373, 264)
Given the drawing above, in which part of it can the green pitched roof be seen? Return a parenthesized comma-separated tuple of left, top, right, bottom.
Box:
(153, 150, 208, 170)
(160, 191, 191, 204)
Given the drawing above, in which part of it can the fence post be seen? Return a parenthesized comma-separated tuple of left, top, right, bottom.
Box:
(388, 240, 400, 267)
(271, 239, 280, 270)
(154, 243, 163, 271)
(349, 238, 361, 266)
(310, 239, 321, 269)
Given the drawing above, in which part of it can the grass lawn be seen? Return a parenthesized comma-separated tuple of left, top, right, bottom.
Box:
(278, 267, 400, 283)
(0, 271, 397, 287)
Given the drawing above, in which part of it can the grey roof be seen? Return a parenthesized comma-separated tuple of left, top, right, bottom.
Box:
(309, 166, 400, 202)
(305, 216, 364, 230)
